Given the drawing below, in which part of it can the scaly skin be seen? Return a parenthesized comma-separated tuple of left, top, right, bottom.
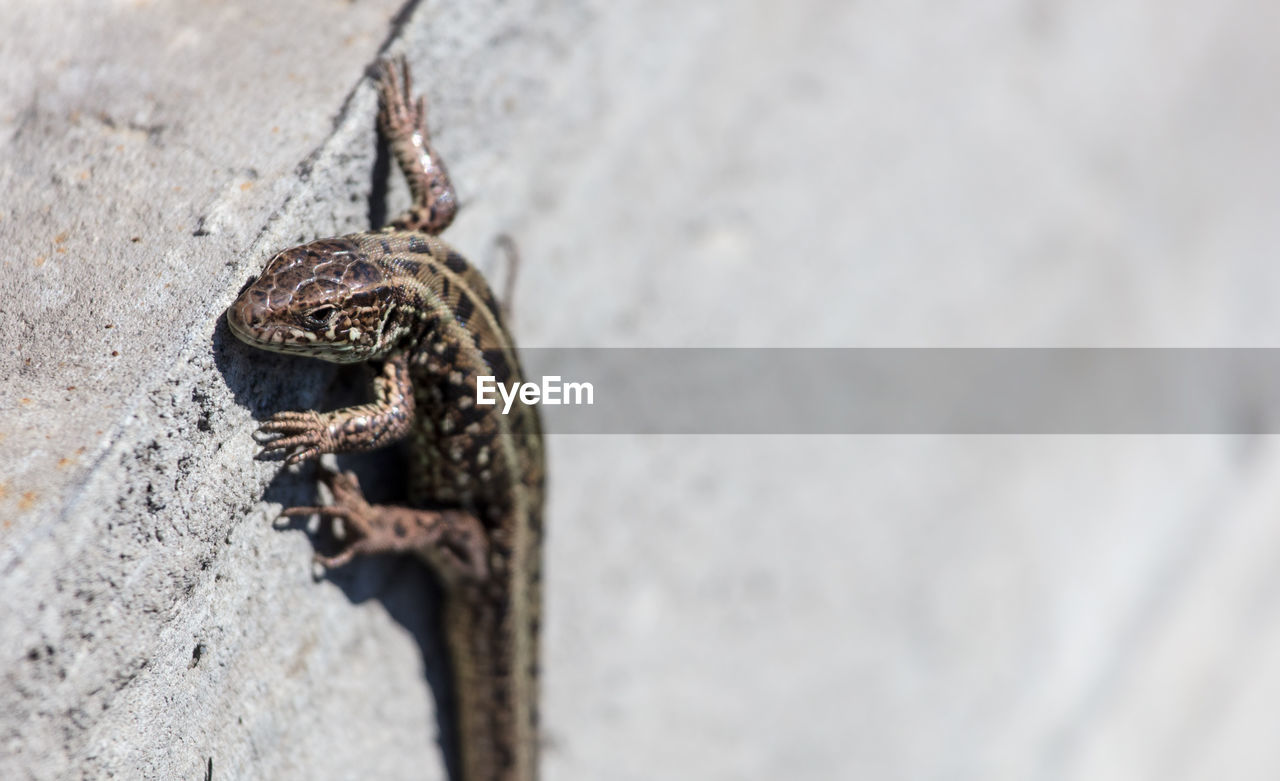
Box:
(226, 57, 544, 781)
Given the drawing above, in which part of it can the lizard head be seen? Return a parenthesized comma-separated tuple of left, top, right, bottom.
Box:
(227, 239, 406, 363)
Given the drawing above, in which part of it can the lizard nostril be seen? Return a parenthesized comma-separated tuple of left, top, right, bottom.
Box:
(228, 295, 267, 338)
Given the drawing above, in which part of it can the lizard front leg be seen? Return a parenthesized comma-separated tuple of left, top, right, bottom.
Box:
(283, 467, 490, 584)
(378, 56, 457, 235)
(258, 351, 414, 464)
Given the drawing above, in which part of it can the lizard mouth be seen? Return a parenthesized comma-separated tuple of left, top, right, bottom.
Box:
(228, 316, 357, 355)
(225, 304, 295, 351)
(225, 308, 257, 345)
(227, 311, 370, 364)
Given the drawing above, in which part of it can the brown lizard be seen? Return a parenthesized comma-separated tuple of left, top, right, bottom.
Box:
(226, 57, 544, 781)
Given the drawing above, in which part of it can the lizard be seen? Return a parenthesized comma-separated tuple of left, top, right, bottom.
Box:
(225, 56, 544, 781)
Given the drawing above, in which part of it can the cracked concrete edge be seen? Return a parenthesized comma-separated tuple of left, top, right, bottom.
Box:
(0, 1, 579, 777)
(0, 60, 405, 781)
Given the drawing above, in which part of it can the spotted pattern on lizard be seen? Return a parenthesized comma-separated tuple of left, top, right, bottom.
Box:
(226, 57, 544, 781)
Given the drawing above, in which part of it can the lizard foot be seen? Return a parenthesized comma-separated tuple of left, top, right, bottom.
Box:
(377, 55, 426, 143)
(257, 410, 333, 465)
(282, 467, 490, 581)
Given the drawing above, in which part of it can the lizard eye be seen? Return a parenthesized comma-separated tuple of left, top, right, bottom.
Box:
(303, 306, 337, 327)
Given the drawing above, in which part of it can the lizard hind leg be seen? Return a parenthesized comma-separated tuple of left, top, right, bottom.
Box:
(377, 56, 458, 235)
(282, 467, 489, 583)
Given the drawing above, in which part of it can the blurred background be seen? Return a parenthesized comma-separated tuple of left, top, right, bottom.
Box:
(3, 0, 1280, 778)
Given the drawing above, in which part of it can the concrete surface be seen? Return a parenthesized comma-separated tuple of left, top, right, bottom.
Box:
(3, 0, 1280, 779)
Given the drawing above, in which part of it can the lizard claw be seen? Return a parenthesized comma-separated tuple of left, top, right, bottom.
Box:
(279, 468, 376, 569)
(256, 409, 332, 463)
(378, 55, 426, 139)
(317, 466, 366, 500)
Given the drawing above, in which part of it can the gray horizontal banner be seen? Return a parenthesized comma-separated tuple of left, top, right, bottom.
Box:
(509, 349, 1280, 434)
